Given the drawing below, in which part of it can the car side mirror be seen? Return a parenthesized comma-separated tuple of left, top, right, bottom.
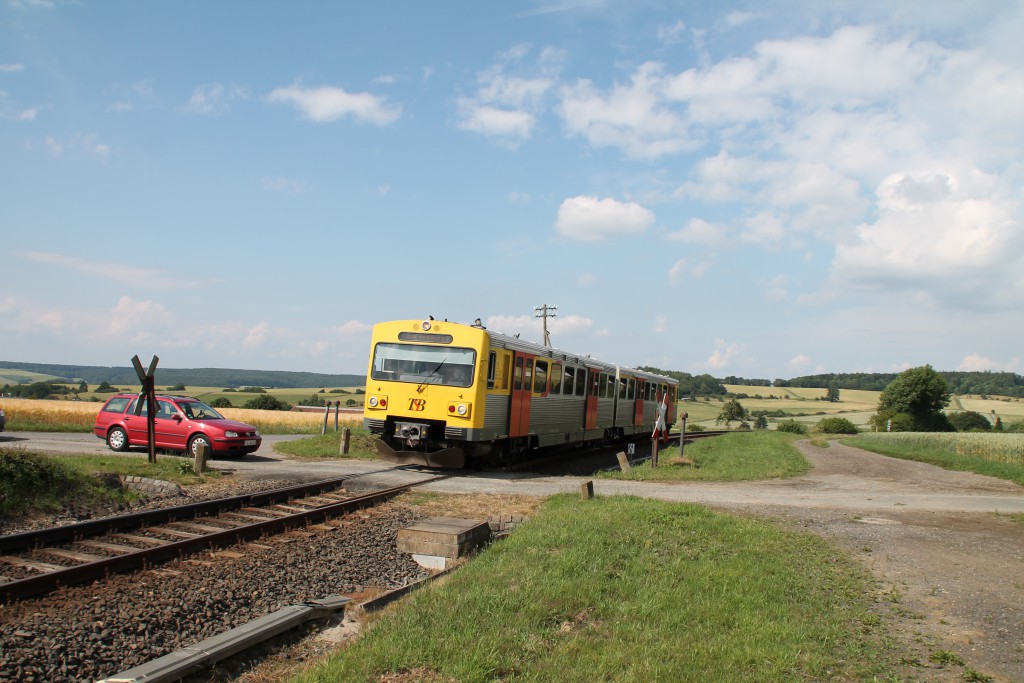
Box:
(173, 414, 183, 422)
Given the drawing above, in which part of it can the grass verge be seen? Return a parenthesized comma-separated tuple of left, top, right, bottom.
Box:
(844, 434, 1024, 486)
(0, 447, 217, 517)
(598, 431, 810, 481)
(294, 495, 897, 683)
(273, 429, 380, 460)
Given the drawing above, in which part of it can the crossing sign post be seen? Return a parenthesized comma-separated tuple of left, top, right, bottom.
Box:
(131, 354, 159, 464)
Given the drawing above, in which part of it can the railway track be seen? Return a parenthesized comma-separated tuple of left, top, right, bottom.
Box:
(0, 471, 447, 603)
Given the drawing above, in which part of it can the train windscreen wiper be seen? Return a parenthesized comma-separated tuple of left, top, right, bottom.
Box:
(417, 356, 447, 393)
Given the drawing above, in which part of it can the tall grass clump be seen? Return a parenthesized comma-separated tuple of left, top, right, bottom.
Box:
(294, 495, 894, 683)
(0, 448, 121, 516)
(849, 432, 1024, 485)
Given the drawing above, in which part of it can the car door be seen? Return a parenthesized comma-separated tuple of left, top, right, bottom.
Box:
(155, 399, 188, 450)
(124, 397, 150, 446)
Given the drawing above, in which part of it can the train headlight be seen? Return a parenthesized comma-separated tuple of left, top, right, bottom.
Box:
(421, 320, 432, 331)
(447, 402, 471, 418)
(367, 395, 387, 409)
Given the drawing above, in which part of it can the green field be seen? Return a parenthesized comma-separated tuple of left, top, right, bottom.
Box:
(682, 385, 1024, 431)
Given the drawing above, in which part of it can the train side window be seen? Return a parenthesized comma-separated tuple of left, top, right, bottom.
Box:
(618, 377, 628, 399)
(563, 366, 574, 395)
(524, 359, 534, 393)
(533, 360, 548, 394)
(487, 351, 496, 390)
(578, 370, 587, 396)
(514, 357, 524, 391)
(627, 378, 635, 400)
(550, 362, 562, 394)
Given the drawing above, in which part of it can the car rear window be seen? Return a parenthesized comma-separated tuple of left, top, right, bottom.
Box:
(101, 397, 131, 413)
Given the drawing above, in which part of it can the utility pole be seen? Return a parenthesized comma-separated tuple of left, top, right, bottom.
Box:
(534, 304, 557, 346)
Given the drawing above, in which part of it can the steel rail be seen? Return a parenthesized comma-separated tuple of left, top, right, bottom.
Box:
(0, 473, 399, 554)
(1, 475, 448, 603)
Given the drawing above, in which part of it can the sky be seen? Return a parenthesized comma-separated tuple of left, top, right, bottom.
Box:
(2, 1, 1023, 380)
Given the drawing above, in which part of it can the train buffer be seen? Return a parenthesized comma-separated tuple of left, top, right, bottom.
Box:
(397, 517, 491, 570)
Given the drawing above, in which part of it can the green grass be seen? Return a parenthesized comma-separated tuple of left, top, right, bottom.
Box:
(845, 433, 1024, 486)
(0, 448, 219, 518)
(598, 431, 810, 482)
(272, 429, 380, 460)
(293, 495, 898, 683)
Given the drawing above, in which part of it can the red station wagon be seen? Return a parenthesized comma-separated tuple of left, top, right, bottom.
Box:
(93, 394, 262, 458)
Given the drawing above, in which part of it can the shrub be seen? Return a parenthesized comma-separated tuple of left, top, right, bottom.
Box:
(243, 394, 292, 411)
(209, 397, 232, 408)
(815, 417, 858, 434)
(1, 449, 83, 516)
(1006, 421, 1024, 433)
(776, 419, 807, 435)
(947, 411, 992, 432)
(166, 383, 186, 392)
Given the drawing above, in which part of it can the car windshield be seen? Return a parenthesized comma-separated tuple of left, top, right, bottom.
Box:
(179, 401, 224, 420)
(370, 342, 475, 387)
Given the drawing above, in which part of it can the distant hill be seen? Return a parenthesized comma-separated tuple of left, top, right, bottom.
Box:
(0, 361, 364, 389)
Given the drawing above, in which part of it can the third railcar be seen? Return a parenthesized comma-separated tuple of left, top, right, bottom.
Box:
(363, 318, 678, 468)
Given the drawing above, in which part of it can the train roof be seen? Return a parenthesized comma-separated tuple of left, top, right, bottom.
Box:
(384, 319, 677, 386)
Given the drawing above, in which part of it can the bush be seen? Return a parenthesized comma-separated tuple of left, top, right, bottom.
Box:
(1005, 421, 1024, 433)
(1, 450, 83, 516)
(209, 397, 232, 408)
(243, 394, 292, 411)
(166, 383, 186, 392)
(947, 411, 992, 432)
(776, 419, 807, 435)
(815, 417, 858, 434)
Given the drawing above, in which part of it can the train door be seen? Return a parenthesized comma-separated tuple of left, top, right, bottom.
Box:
(633, 378, 645, 425)
(584, 368, 599, 429)
(509, 353, 535, 437)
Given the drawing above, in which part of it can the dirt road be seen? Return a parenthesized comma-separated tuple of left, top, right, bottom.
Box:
(710, 441, 1024, 683)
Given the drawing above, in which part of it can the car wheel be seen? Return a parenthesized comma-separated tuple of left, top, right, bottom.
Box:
(107, 427, 129, 452)
(189, 435, 212, 458)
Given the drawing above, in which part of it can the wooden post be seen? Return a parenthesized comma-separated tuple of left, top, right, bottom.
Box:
(193, 442, 209, 474)
(679, 411, 688, 460)
(321, 403, 330, 436)
(616, 451, 631, 472)
(334, 401, 340, 432)
(580, 480, 594, 500)
(340, 427, 351, 455)
(651, 437, 659, 468)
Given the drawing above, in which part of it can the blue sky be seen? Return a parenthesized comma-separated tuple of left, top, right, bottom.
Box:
(2, 1, 1022, 380)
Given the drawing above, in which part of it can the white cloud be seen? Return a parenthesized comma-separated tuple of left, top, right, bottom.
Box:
(656, 20, 687, 45)
(267, 84, 401, 125)
(262, 176, 311, 194)
(331, 320, 371, 336)
(0, 63, 25, 73)
(105, 80, 157, 113)
(455, 46, 560, 146)
(704, 338, 744, 370)
(957, 353, 1021, 373)
(555, 195, 655, 241)
(17, 251, 171, 286)
(577, 273, 596, 286)
(653, 315, 667, 333)
(180, 83, 249, 116)
(762, 275, 787, 304)
(667, 217, 728, 247)
(485, 313, 594, 345)
(787, 353, 813, 372)
(559, 62, 694, 159)
(831, 169, 1023, 308)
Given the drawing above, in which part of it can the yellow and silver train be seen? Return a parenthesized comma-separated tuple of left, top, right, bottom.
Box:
(363, 319, 678, 468)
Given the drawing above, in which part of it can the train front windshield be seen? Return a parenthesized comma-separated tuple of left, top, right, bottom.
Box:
(371, 343, 476, 388)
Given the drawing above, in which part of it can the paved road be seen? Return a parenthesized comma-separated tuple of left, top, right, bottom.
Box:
(0, 431, 307, 457)
(5, 431, 1024, 515)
